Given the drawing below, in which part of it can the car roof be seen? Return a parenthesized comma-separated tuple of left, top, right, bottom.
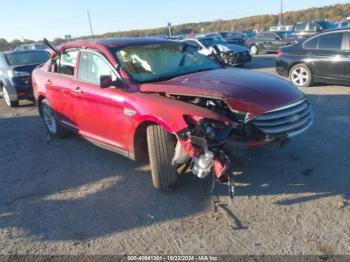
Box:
(60, 37, 180, 51)
(317, 27, 350, 33)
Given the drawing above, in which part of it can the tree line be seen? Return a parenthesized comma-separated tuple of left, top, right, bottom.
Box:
(0, 3, 349, 51)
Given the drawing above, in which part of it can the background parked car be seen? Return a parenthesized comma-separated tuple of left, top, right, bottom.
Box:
(276, 28, 350, 87)
(291, 20, 337, 39)
(246, 31, 299, 55)
(205, 32, 245, 46)
(182, 37, 251, 67)
(337, 19, 350, 28)
(240, 30, 257, 38)
(0, 50, 50, 107)
(14, 43, 49, 51)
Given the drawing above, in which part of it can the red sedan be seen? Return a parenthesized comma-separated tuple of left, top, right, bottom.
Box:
(32, 38, 313, 191)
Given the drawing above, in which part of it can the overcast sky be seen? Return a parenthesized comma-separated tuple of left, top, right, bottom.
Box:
(1, 0, 348, 41)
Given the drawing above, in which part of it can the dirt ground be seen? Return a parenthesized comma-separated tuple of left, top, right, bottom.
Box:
(0, 55, 349, 255)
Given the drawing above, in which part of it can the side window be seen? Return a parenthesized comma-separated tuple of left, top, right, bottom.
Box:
(295, 23, 306, 32)
(52, 50, 78, 76)
(78, 51, 117, 84)
(257, 33, 267, 39)
(318, 33, 343, 50)
(266, 33, 277, 40)
(304, 37, 318, 49)
(309, 22, 322, 32)
(0, 55, 5, 69)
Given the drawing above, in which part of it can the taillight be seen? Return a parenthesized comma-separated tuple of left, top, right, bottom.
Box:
(277, 49, 283, 58)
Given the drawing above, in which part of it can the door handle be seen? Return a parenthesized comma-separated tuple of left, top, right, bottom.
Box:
(73, 87, 83, 94)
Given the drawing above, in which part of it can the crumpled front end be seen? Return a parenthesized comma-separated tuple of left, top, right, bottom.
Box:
(172, 116, 233, 183)
(168, 96, 313, 184)
(220, 50, 252, 66)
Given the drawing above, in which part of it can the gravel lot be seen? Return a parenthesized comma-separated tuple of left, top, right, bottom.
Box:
(0, 54, 349, 255)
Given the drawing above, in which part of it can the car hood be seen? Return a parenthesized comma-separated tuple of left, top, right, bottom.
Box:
(225, 44, 249, 52)
(9, 64, 41, 74)
(139, 68, 304, 115)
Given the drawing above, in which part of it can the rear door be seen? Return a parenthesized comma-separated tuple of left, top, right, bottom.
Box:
(45, 50, 79, 127)
(304, 32, 346, 81)
(342, 32, 350, 82)
(72, 50, 131, 154)
(271, 33, 283, 51)
(256, 33, 271, 51)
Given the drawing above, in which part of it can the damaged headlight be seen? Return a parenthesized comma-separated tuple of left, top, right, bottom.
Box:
(216, 44, 231, 52)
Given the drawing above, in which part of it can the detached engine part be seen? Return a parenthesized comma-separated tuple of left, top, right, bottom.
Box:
(192, 146, 214, 178)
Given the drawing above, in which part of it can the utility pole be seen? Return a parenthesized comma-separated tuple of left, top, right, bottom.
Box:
(167, 22, 172, 38)
(87, 9, 94, 39)
(279, 0, 283, 26)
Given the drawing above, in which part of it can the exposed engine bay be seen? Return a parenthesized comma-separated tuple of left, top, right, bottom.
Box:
(168, 94, 268, 188)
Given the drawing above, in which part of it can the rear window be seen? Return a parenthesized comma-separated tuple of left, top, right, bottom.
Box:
(319, 21, 337, 30)
(5, 51, 49, 66)
(318, 33, 343, 50)
(304, 37, 318, 49)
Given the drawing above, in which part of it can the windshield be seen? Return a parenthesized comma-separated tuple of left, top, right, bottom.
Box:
(115, 44, 220, 83)
(319, 21, 337, 29)
(242, 31, 256, 37)
(225, 32, 244, 39)
(5, 51, 50, 66)
(198, 38, 226, 48)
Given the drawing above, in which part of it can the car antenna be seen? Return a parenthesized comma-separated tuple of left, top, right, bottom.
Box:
(43, 38, 60, 56)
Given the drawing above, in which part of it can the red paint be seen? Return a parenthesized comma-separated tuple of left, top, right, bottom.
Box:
(32, 38, 304, 159)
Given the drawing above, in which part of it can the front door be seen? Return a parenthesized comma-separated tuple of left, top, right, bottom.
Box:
(72, 50, 131, 154)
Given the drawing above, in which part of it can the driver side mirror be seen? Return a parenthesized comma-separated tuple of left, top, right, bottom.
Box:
(100, 75, 113, 88)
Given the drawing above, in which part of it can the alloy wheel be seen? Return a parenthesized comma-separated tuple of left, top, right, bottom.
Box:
(2, 87, 11, 106)
(250, 45, 258, 55)
(42, 104, 57, 134)
(291, 66, 310, 87)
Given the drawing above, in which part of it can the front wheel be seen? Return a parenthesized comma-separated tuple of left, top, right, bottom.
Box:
(2, 87, 18, 107)
(147, 125, 178, 191)
(40, 99, 70, 138)
(289, 64, 312, 87)
(250, 45, 259, 55)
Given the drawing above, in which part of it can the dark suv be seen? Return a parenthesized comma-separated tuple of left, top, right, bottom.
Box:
(0, 50, 49, 107)
(292, 20, 337, 39)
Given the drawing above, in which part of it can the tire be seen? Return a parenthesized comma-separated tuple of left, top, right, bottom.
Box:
(40, 99, 70, 138)
(250, 45, 259, 55)
(146, 125, 178, 191)
(2, 86, 18, 107)
(289, 64, 312, 87)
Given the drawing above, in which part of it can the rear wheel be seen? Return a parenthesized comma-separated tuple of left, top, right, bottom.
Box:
(250, 45, 259, 55)
(289, 64, 312, 87)
(40, 99, 70, 138)
(147, 125, 178, 191)
(2, 87, 18, 107)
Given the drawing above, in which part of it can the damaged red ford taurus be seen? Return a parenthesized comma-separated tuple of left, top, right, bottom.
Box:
(32, 38, 313, 192)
